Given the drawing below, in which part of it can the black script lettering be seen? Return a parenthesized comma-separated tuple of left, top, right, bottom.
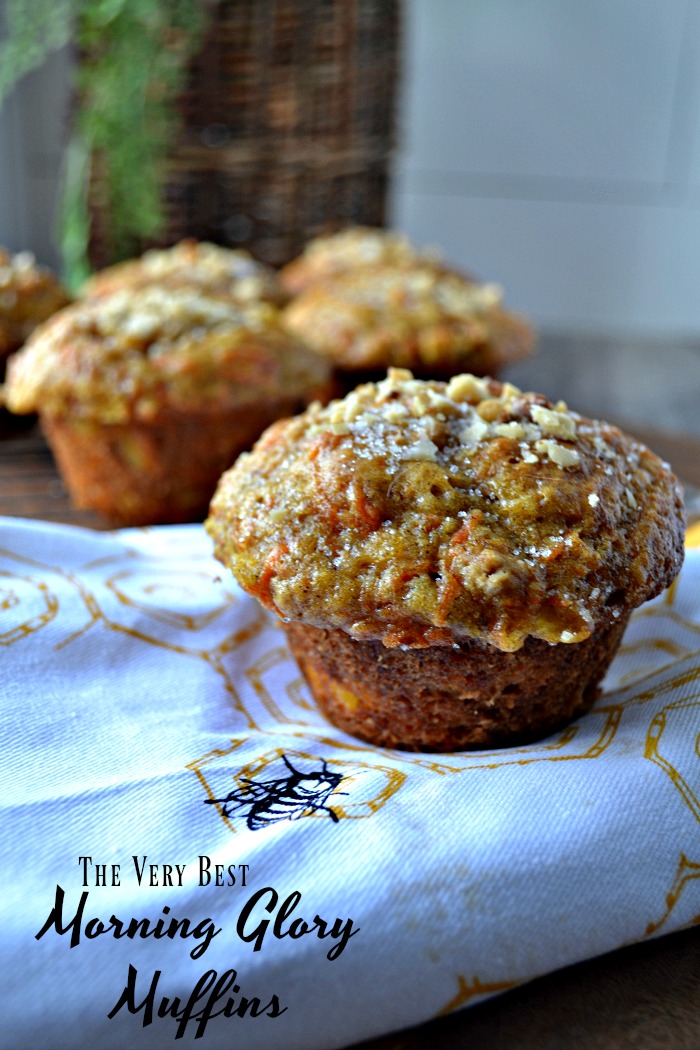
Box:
(35, 885, 87, 948)
(230, 992, 287, 1019)
(34, 886, 220, 959)
(108, 964, 158, 1028)
(236, 886, 359, 960)
(183, 970, 239, 1037)
(236, 886, 278, 952)
(108, 965, 287, 1038)
(320, 915, 360, 961)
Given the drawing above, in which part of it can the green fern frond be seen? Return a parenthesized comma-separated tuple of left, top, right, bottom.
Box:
(0, 0, 75, 101)
(0, 0, 209, 287)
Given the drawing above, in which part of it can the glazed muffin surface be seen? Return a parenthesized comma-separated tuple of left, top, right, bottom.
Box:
(282, 264, 532, 377)
(4, 285, 329, 424)
(207, 369, 685, 654)
(81, 239, 285, 304)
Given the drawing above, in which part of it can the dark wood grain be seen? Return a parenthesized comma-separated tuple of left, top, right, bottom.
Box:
(0, 420, 123, 529)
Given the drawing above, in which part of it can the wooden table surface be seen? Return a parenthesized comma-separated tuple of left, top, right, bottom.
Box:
(1, 412, 699, 1050)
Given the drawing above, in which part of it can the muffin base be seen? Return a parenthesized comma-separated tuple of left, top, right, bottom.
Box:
(284, 617, 630, 751)
(42, 402, 305, 526)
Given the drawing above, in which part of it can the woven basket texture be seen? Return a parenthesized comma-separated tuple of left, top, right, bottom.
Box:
(87, 0, 401, 269)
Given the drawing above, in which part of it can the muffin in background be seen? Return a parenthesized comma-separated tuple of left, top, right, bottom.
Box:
(282, 262, 533, 388)
(278, 226, 443, 296)
(207, 368, 685, 752)
(3, 287, 331, 525)
(0, 247, 71, 371)
(81, 239, 287, 306)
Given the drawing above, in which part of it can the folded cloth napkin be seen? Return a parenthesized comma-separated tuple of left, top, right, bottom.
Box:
(1, 515, 699, 1050)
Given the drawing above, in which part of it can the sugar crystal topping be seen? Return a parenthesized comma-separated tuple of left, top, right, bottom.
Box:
(208, 369, 683, 654)
(2, 286, 328, 421)
(305, 367, 581, 471)
(140, 242, 265, 281)
(301, 227, 419, 267)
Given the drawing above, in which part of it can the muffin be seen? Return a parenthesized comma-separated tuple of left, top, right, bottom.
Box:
(278, 226, 442, 297)
(0, 247, 70, 371)
(282, 263, 533, 388)
(81, 239, 286, 306)
(206, 369, 685, 751)
(3, 287, 331, 525)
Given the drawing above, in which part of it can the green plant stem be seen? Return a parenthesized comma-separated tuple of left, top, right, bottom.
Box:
(0, 0, 209, 288)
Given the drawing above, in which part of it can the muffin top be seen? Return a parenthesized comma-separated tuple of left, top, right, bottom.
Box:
(0, 247, 71, 358)
(3, 286, 330, 424)
(278, 226, 431, 296)
(281, 264, 533, 376)
(207, 369, 685, 653)
(81, 239, 286, 305)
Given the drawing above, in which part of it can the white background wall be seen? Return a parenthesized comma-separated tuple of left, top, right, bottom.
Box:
(3, 1, 700, 338)
(0, 43, 71, 274)
(391, 0, 700, 336)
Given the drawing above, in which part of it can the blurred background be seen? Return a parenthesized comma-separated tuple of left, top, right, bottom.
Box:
(394, 0, 700, 337)
(1, 0, 699, 435)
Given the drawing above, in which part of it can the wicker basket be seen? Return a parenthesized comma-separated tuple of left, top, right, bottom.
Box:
(87, 0, 401, 270)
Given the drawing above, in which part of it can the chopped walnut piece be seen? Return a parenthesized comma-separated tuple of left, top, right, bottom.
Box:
(446, 373, 491, 403)
(207, 369, 685, 655)
(530, 404, 577, 441)
(476, 399, 505, 423)
(535, 439, 581, 468)
(494, 422, 527, 440)
(460, 417, 489, 444)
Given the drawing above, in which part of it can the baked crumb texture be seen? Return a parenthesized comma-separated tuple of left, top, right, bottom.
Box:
(278, 226, 440, 296)
(0, 247, 70, 361)
(4, 286, 330, 423)
(3, 286, 331, 525)
(284, 616, 630, 751)
(208, 369, 685, 655)
(81, 239, 286, 305)
(282, 261, 533, 378)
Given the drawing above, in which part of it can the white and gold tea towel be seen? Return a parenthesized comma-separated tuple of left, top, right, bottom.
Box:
(1, 516, 699, 1049)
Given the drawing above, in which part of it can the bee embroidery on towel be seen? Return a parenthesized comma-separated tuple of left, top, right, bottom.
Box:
(205, 754, 347, 830)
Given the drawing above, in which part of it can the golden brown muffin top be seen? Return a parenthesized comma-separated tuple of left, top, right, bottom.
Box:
(278, 226, 429, 296)
(207, 369, 685, 653)
(0, 247, 71, 358)
(81, 239, 286, 305)
(3, 286, 330, 424)
(281, 264, 533, 375)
